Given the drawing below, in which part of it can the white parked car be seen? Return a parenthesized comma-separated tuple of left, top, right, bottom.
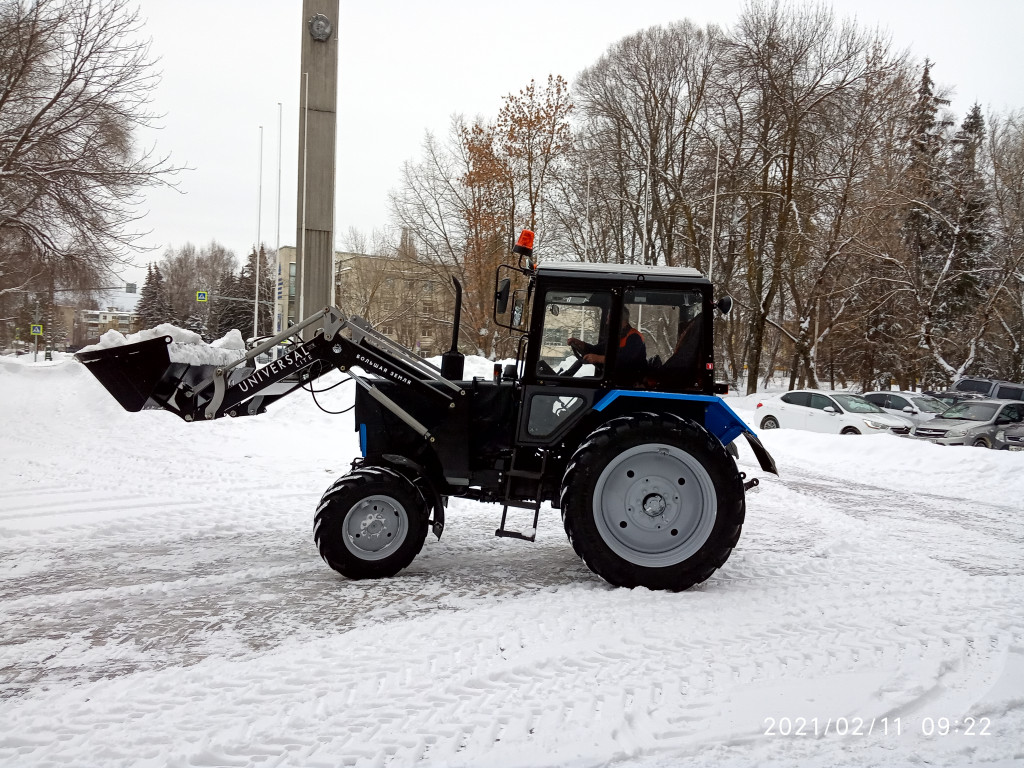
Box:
(756, 390, 914, 435)
(862, 391, 948, 425)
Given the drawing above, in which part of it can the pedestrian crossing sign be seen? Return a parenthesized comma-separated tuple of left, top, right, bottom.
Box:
(30, 324, 43, 336)
(196, 291, 208, 302)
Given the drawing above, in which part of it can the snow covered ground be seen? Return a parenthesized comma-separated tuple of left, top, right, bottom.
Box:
(1, 353, 1022, 768)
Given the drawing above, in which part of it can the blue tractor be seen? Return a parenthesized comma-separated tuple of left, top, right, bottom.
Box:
(78, 230, 776, 591)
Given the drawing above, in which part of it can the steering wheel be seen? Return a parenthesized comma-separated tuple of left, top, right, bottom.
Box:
(555, 340, 584, 377)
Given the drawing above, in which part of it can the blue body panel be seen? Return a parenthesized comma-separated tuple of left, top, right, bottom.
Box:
(359, 423, 367, 457)
(592, 391, 753, 447)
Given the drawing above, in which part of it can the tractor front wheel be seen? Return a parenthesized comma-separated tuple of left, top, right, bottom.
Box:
(561, 413, 744, 591)
(314, 466, 429, 580)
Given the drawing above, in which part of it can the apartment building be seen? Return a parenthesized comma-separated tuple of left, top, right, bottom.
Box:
(275, 246, 450, 358)
(75, 308, 139, 346)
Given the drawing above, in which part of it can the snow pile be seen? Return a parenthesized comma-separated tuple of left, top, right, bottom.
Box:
(79, 324, 246, 366)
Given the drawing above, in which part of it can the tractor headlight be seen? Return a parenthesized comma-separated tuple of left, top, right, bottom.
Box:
(863, 419, 890, 430)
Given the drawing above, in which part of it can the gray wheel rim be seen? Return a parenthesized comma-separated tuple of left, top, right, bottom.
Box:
(342, 494, 409, 561)
(763, 417, 778, 429)
(592, 443, 717, 567)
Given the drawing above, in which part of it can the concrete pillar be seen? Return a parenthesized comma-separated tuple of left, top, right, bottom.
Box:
(295, 0, 338, 334)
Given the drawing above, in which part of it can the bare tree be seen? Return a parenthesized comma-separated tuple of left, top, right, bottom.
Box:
(0, 0, 176, 296)
(391, 77, 572, 358)
(572, 21, 720, 266)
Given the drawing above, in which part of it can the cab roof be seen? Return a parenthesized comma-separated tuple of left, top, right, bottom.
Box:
(537, 261, 708, 284)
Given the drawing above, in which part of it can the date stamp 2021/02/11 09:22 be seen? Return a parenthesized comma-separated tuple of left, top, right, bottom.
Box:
(762, 715, 993, 738)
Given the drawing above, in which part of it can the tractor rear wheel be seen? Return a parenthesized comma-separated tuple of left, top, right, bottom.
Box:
(561, 413, 744, 591)
(314, 466, 429, 580)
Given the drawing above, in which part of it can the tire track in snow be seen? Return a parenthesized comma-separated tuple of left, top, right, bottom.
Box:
(780, 466, 1024, 575)
(3, 443, 1023, 767)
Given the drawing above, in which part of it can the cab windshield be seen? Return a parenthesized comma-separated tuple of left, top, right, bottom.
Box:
(832, 394, 884, 414)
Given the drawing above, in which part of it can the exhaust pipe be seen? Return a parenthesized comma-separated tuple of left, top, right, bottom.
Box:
(440, 277, 465, 380)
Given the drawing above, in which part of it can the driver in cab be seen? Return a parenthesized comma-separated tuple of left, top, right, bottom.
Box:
(568, 307, 646, 370)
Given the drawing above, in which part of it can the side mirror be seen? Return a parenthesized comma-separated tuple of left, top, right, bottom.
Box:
(823, 406, 836, 414)
(902, 406, 917, 414)
(511, 300, 524, 327)
(715, 296, 733, 316)
(495, 278, 510, 314)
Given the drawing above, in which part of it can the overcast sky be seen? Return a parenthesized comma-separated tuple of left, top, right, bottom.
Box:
(126, 0, 1024, 286)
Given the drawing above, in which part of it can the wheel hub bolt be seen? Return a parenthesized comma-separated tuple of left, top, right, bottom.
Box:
(361, 513, 386, 537)
(642, 493, 667, 517)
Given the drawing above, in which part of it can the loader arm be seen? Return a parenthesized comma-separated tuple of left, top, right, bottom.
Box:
(77, 307, 465, 443)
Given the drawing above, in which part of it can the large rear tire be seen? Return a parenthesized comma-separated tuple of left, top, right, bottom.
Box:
(561, 413, 744, 591)
(314, 466, 429, 580)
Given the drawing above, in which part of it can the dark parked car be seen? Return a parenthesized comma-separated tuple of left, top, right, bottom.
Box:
(951, 377, 1024, 402)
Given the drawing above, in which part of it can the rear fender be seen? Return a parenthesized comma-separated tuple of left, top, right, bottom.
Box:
(592, 390, 778, 475)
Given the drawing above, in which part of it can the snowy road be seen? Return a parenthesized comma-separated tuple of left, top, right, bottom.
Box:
(2, 356, 1023, 767)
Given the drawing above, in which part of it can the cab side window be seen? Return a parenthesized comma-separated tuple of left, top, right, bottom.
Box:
(625, 287, 705, 390)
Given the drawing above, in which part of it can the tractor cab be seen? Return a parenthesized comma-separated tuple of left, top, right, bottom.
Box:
(523, 263, 713, 394)
(494, 231, 719, 397)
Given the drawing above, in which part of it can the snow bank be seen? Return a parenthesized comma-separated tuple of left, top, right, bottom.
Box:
(78, 324, 246, 366)
(732, 406, 1024, 506)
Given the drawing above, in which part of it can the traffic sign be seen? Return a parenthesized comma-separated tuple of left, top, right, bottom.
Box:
(30, 324, 43, 336)
(196, 291, 208, 302)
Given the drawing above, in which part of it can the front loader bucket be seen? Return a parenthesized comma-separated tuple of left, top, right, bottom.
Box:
(76, 336, 215, 415)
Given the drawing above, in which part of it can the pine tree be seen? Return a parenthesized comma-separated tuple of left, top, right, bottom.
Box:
(238, 245, 274, 337)
(208, 271, 241, 339)
(135, 263, 173, 329)
(135, 264, 157, 327)
(183, 312, 208, 340)
(904, 60, 951, 277)
(947, 104, 990, 288)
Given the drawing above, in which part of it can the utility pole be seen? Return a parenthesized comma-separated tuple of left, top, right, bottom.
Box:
(254, 125, 264, 340)
(32, 300, 40, 362)
(275, 101, 283, 333)
(295, 0, 339, 339)
(584, 161, 591, 261)
(709, 137, 721, 284)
